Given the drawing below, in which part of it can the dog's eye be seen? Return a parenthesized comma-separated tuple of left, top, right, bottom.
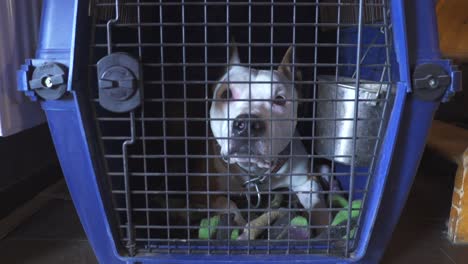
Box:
(220, 89, 232, 100)
(273, 95, 287, 106)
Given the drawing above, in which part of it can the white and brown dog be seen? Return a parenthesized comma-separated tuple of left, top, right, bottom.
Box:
(192, 46, 328, 239)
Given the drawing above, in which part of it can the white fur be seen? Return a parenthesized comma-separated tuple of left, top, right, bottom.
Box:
(210, 66, 298, 169)
(209, 48, 328, 228)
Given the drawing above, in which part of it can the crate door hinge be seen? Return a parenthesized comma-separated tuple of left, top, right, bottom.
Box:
(411, 60, 462, 102)
(17, 60, 69, 101)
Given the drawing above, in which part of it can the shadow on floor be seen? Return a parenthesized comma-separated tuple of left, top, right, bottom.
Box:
(0, 182, 98, 264)
(381, 150, 467, 264)
(0, 150, 467, 263)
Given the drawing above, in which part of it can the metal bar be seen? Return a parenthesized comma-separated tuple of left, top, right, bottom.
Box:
(247, 0, 252, 253)
(328, 0, 343, 255)
(108, 172, 372, 178)
(157, 0, 171, 252)
(203, 0, 212, 254)
(180, 1, 191, 253)
(112, 190, 367, 196)
(345, 0, 365, 257)
(94, 97, 391, 104)
(106, 97, 392, 103)
(92, 42, 390, 48)
(104, 0, 137, 256)
(287, 0, 297, 254)
(95, 22, 387, 27)
(122, 111, 136, 256)
(308, 0, 320, 254)
(95, 2, 384, 7)
(97, 117, 389, 122)
(136, 79, 391, 85)
(135, 0, 150, 249)
(105, 0, 119, 55)
(104, 153, 380, 159)
(124, 237, 348, 243)
(114, 206, 358, 213)
(267, 0, 274, 253)
(124, 225, 357, 231)
(226, 1, 232, 254)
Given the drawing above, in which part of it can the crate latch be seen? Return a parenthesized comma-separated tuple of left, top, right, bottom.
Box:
(96, 52, 142, 113)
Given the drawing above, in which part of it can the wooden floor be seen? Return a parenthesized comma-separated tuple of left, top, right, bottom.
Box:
(382, 151, 467, 264)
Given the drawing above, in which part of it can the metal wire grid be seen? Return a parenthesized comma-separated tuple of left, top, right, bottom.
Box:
(87, 0, 394, 257)
(319, 0, 385, 25)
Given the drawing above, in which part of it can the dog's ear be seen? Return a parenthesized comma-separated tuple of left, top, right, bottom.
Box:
(278, 46, 302, 98)
(278, 46, 301, 81)
(228, 42, 241, 67)
(210, 39, 240, 95)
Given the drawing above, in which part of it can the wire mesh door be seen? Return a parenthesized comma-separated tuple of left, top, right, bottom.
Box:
(88, 0, 395, 257)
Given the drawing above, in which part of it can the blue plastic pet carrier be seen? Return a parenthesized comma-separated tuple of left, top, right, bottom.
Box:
(17, 0, 461, 263)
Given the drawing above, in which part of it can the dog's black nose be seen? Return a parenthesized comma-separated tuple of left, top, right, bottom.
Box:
(232, 114, 265, 138)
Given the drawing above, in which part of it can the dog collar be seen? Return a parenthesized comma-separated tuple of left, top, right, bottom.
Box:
(241, 144, 291, 209)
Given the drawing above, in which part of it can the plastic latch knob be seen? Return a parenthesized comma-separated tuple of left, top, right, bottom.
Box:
(96, 53, 142, 113)
(28, 63, 67, 100)
(412, 63, 451, 101)
(99, 65, 137, 101)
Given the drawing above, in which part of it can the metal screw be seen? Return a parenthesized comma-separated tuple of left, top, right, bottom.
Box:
(42, 76, 53, 88)
(428, 78, 438, 89)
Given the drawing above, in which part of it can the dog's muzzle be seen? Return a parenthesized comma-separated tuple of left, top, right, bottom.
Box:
(228, 114, 266, 155)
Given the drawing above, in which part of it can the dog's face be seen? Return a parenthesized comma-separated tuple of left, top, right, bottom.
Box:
(210, 47, 301, 170)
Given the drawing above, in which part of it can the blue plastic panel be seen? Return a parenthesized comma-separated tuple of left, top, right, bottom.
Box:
(42, 98, 124, 263)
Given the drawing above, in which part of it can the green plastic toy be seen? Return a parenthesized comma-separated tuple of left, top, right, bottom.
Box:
(198, 215, 220, 239)
(291, 216, 308, 227)
(330, 195, 362, 239)
(198, 215, 239, 240)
